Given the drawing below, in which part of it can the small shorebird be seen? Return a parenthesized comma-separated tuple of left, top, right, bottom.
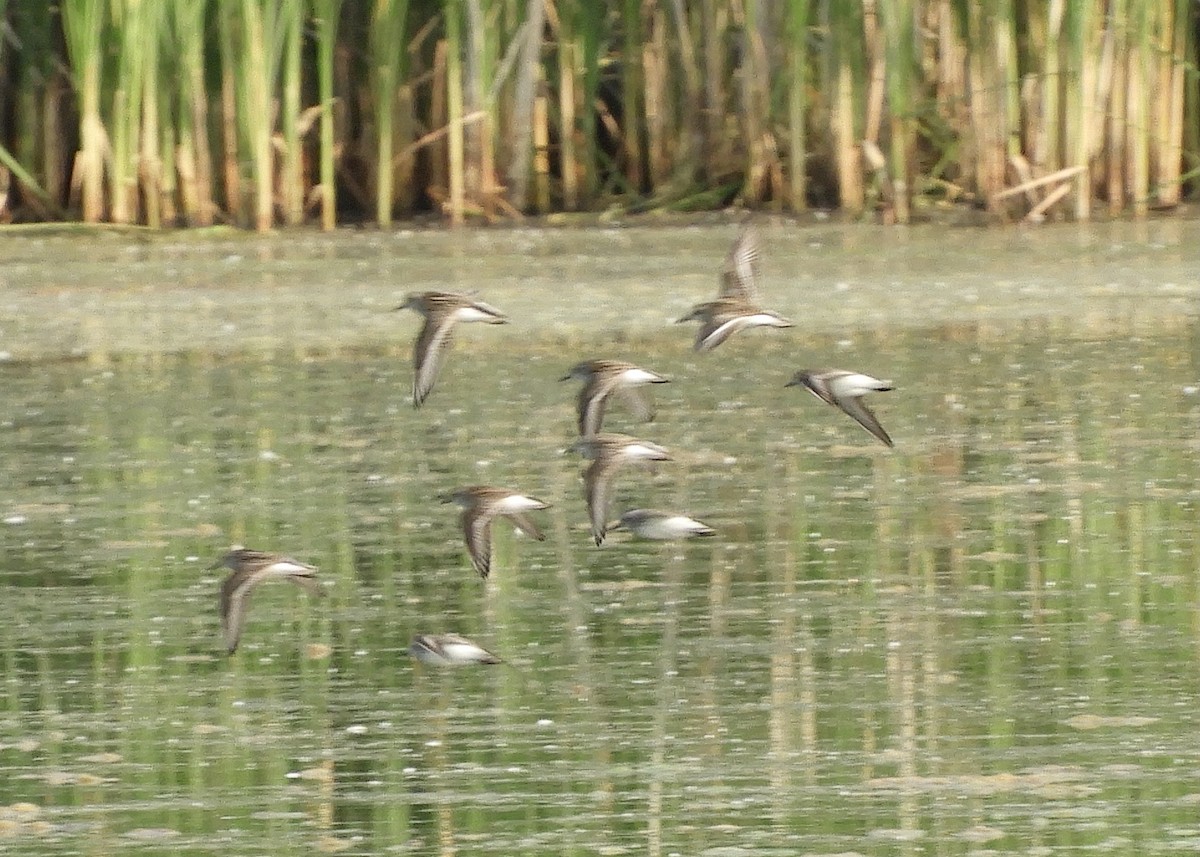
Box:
(717, 226, 762, 302)
(443, 486, 550, 578)
(786, 369, 896, 448)
(408, 633, 502, 666)
(394, 291, 508, 407)
(676, 297, 793, 352)
(611, 509, 716, 540)
(560, 359, 670, 437)
(212, 548, 325, 654)
(573, 433, 672, 546)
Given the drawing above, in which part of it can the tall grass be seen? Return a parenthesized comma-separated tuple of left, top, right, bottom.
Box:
(4, 0, 1198, 229)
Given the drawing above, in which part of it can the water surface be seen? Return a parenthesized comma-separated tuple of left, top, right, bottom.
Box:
(0, 222, 1198, 855)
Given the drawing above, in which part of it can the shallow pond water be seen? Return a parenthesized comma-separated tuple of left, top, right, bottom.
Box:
(0, 221, 1198, 855)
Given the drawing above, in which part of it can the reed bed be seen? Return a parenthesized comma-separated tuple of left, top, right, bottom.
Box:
(0, 0, 1195, 229)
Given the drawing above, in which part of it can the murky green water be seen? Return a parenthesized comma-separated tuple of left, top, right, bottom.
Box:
(1, 222, 1198, 855)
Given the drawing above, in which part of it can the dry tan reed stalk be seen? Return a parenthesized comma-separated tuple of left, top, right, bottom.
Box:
(1024, 179, 1072, 222)
(827, 0, 863, 215)
(1158, 0, 1187, 205)
(1072, 2, 1098, 219)
(446, 4, 466, 225)
(216, 5, 240, 222)
(786, 0, 810, 210)
(701, 0, 728, 176)
(462, 0, 483, 212)
(506, 0, 546, 212)
(430, 39, 448, 205)
(621, 0, 644, 192)
(558, 37, 578, 210)
(667, 0, 701, 181)
(643, 7, 667, 188)
(1033, 0, 1062, 170)
(990, 163, 1084, 202)
(1107, 22, 1126, 214)
(1130, 3, 1150, 217)
(533, 88, 550, 212)
(741, 0, 772, 205)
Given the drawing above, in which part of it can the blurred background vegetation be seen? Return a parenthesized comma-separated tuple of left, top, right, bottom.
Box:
(0, 0, 1196, 230)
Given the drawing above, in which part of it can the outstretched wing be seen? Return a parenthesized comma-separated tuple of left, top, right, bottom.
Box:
(718, 227, 761, 301)
(584, 458, 620, 546)
(837, 396, 894, 448)
(462, 508, 494, 578)
(695, 314, 747, 352)
(412, 314, 458, 407)
(505, 512, 546, 541)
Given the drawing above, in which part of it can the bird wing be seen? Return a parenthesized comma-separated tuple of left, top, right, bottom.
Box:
(577, 378, 611, 437)
(695, 313, 748, 352)
(412, 314, 457, 407)
(718, 227, 761, 301)
(219, 568, 266, 654)
(462, 507, 494, 578)
(584, 458, 620, 546)
(506, 512, 546, 541)
(837, 396, 894, 448)
(616, 386, 655, 423)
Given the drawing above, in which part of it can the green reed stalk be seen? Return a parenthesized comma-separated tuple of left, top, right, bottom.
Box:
(8, 0, 54, 212)
(786, 0, 811, 211)
(0, 143, 55, 213)
(1131, 0, 1151, 216)
(878, 0, 915, 222)
(61, 0, 105, 221)
(242, 0, 278, 232)
(312, 0, 342, 230)
(825, 0, 863, 214)
(280, 0, 304, 226)
(174, 0, 214, 225)
(216, 0, 243, 222)
(110, 0, 157, 224)
(1038, 0, 1065, 170)
(370, 0, 409, 226)
(141, 0, 168, 227)
(576, 0, 603, 200)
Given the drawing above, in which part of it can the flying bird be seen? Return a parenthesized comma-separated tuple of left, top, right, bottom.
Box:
(786, 369, 896, 448)
(443, 485, 550, 578)
(212, 548, 325, 654)
(611, 509, 716, 540)
(676, 297, 793, 352)
(408, 633, 502, 666)
(573, 433, 672, 546)
(560, 358, 669, 436)
(395, 291, 508, 407)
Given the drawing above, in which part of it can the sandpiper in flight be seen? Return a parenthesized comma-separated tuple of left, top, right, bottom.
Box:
(786, 368, 896, 448)
(676, 297, 793, 352)
(443, 485, 550, 578)
(560, 359, 670, 437)
(408, 633, 503, 666)
(610, 508, 716, 540)
(212, 548, 325, 654)
(573, 433, 673, 546)
(395, 291, 508, 407)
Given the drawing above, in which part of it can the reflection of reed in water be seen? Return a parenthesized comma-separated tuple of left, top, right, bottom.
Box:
(547, 461, 616, 824)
